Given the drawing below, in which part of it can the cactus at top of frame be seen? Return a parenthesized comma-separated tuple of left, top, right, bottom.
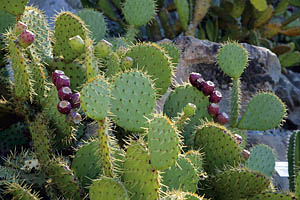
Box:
(147, 114, 182, 171)
(0, 0, 29, 15)
(89, 177, 129, 200)
(123, 0, 156, 27)
(54, 11, 88, 63)
(175, 0, 189, 31)
(125, 42, 173, 95)
(237, 92, 287, 130)
(217, 41, 248, 79)
(110, 70, 156, 132)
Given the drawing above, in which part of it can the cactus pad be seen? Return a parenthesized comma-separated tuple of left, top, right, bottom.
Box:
(0, 0, 29, 15)
(5, 181, 41, 200)
(0, 10, 15, 34)
(80, 75, 111, 120)
(163, 191, 206, 200)
(217, 42, 248, 78)
(123, 140, 160, 200)
(175, 0, 189, 31)
(89, 177, 129, 200)
(250, 0, 267, 11)
(159, 42, 180, 68)
(249, 192, 297, 200)
(237, 92, 287, 130)
(287, 130, 300, 192)
(246, 144, 275, 177)
(123, 0, 156, 27)
(194, 122, 241, 174)
(125, 42, 173, 95)
(147, 114, 181, 171)
(185, 150, 203, 172)
(110, 71, 156, 132)
(85, 38, 99, 80)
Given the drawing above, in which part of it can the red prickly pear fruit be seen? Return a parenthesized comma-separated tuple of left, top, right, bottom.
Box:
(70, 92, 80, 108)
(55, 75, 70, 90)
(52, 70, 65, 85)
(94, 39, 113, 59)
(58, 87, 73, 101)
(216, 112, 229, 125)
(15, 21, 27, 35)
(18, 29, 35, 48)
(195, 78, 205, 91)
(209, 90, 222, 103)
(67, 111, 82, 124)
(208, 103, 219, 117)
(201, 81, 215, 96)
(189, 72, 202, 87)
(241, 149, 250, 160)
(57, 100, 72, 114)
(234, 134, 243, 145)
(69, 35, 85, 54)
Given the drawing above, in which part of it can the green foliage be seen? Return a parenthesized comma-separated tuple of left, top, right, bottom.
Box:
(0, 11, 15, 34)
(0, 0, 29, 15)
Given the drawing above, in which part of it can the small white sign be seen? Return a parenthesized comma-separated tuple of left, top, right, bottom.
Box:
(275, 162, 289, 177)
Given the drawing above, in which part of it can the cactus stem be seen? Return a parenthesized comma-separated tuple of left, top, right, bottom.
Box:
(230, 78, 241, 128)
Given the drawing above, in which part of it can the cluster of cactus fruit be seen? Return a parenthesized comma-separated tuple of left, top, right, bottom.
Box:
(0, 0, 299, 200)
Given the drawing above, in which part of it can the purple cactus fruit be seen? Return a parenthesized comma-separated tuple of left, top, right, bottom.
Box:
(58, 87, 72, 100)
(195, 78, 205, 91)
(70, 92, 80, 108)
(15, 21, 27, 35)
(241, 149, 251, 160)
(208, 103, 219, 117)
(234, 134, 243, 145)
(57, 100, 72, 114)
(55, 75, 70, 90)
(216, 112, 229, 125)
(209, 90, 222, 103)
(67, 111, 82, 124)
(18, 29, 35, 48)
(52, 70, 65, 85)
(189, 72, 202, 87)
(201, 81, 215, 96)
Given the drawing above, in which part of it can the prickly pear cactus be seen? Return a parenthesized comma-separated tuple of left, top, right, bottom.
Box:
(85, 37, 99, 80)
(0, 10, 15, 34)
(162, 191, 206, 200)
(288, 130, 300, 192)
(185, 150, 203, 172)
(175, 0, 189, 31)
(4, 181, 41, 200)
(0, 0, 29, 15)
(249, 192, 297, 200)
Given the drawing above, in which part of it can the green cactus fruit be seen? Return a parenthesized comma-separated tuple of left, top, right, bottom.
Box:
(0, 10, 15, 34)
(121, 56, 133, 70)
(249, 192, 297, 200)
(4, 181, 41, 200)
(217, 41, 248, 78)
(77, 8, 106, 43)
(250, 0, 267, 11)
(123, 139, 160, 200)
(56, 60, 86, 91)
(104, 52, 122, 77)
(85, 38, 99, 80)
(94, 39, 113, 59)
(164, 84, 212, 148)
(237, 92, 287, 130)
(185, 150, 203, 172)
(254, 5, 273, 28)
(279, 51, 300, 68)
(0, 122, 29, 156)
(125, 42, 173, 95)
(54, 11, 88, 62)
(246, 144, 275, 177)
(159, 42, 180, 68)
(194, 122, 242, 174)
(288, 131, 300, 192)
(29, 113, 52, 168)
(161, 154, 199, 193)
(89, 177, 129, 200)
(21, 6, 52, 63)
(72, 140, 102, 188)
(46, 158, 82, 200)
(0, 0, 29, 15)
(69, 35, 85, 54)
(147, 114, 181, 171)
(183, 103, 197, 118)
(80, 75, 110, 120)
(175, 0, 189, 31)
(123, 0, 156, 27)
(4, 30, 34, 102)
(110, 70, 156, 132)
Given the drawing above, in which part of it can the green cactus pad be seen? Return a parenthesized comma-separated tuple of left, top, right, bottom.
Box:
(249, 192, 297, 200)
(185, 150, 203, 172)
(77, 9, 106, 43)
(288, 130, 300, 192)
(147, 114, 181, 171)
(89, 177, 129, 200)
(0, 10, 15, 34)
(194, 122, 242, 174)
(125, 42, 173, 95)
(46, 159, 82, 200)
(163, 191, 206, 200)
(110, 70, 156, 132)
(54, 11, 88, 62)
(56, 60, 86, 91)
(217, 42, 248, 78)
(163, 84, 212, 148)
(123, 140, 160, 200)
(104, 52, 121, 78)
(0, 0, 29, 15)
(250, 0, 267, 11)
(159, 42, 180, 68)
(72, 140, 102, 188)
(30, 62, 46, 104)
(213, 168, 270, 200)
(85, 38, 99, 80)
(123, 0, 156, 27)
(296, 171, 300, 198)
(5, 181, 41, 200)
(246, 144, 275, 177)
(161, 154, 199, 193)
(80, 75, 110, 120)
(175, 0, 189, 31)
(237, 92, 287, 130)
